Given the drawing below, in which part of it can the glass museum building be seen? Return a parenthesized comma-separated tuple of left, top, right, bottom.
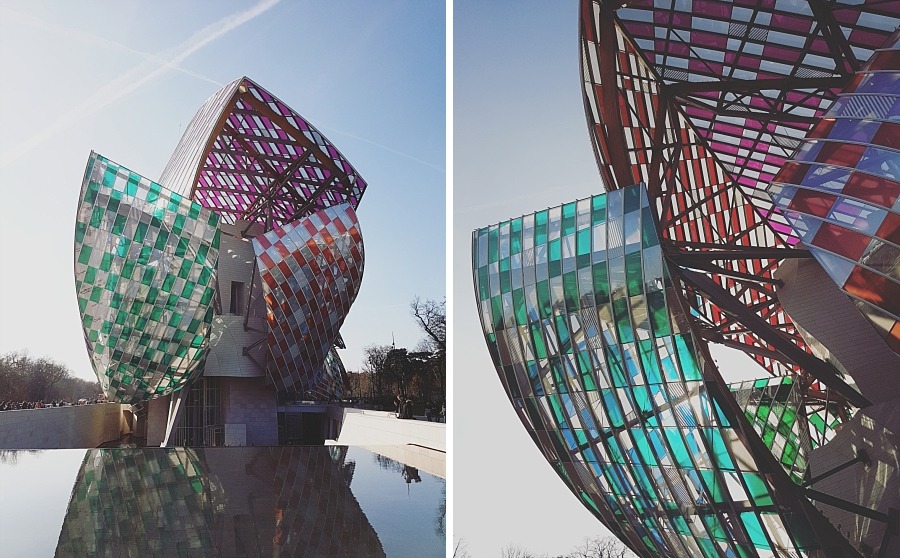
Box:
(473, 2, 899, 557)
(74, 77, 366, 446)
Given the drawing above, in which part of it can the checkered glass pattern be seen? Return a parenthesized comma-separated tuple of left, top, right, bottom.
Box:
(252, 204, 363, 399)
(473, 184, 829, 557)
(768, 37, 900, 352)
(56, 448, 219, 557)
(728, 376, 814, 486)
(75, 153, 220, 404)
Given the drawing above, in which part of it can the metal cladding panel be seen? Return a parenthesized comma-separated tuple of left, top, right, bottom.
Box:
(252, 204, 363, 399)
(472, 184, 831, 558)
(74, 153, 220, 404)
(768, 36, 900, 353)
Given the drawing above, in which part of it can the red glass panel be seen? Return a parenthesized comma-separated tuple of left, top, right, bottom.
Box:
(841, 172, 900, 209)
(812, 222, 872, 261)
(844, 266, 900, 317)
(788, 189, 838, 218)
(876, 212, 900, 245)
(816, 142, 866, 169)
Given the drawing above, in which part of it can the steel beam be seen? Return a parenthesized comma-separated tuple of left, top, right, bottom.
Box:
(680, 269, 871, 408)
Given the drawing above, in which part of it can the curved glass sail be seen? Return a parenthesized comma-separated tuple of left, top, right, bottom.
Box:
(472, 183, 852, 557)
(252, 204, 364, 399)
(74, 153, 220, 403)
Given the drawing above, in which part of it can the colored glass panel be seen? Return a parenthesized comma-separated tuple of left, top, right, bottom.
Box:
(252, 204, 363, 399)
(473, 184, 826, 557)
(74, 153, 219, 404)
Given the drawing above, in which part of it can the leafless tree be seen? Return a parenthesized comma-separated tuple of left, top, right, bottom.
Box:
(453, 538, 471, 558)
(0, 351, 89, 402)
(568, 536, 636, 558)
(410, 296, 446, 352)
(500, 545, 548, 558)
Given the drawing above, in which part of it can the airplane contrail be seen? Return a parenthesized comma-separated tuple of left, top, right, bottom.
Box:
(0, 0, 279, 169)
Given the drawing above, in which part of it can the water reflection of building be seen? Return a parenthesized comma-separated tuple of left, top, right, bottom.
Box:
(73, 77, 368, 446)
(55, 447, 385, 558)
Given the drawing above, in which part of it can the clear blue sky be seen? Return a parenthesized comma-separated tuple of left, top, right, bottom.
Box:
(0, 0, 445, 382)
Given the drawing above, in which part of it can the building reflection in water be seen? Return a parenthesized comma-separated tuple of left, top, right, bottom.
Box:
(55, 447, 386, 558)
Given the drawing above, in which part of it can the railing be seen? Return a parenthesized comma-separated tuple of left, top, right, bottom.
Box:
(173, 425, 224, 446)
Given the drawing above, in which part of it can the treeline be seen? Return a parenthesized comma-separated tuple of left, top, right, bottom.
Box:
(0, 351, 101, 404)
(346, 297, 446, 410)
(455, 536, 636, 558)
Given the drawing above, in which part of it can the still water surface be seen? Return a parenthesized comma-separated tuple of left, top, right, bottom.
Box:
(0, 446, 444, 557)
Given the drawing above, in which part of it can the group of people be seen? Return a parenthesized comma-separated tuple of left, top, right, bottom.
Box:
(393, 394, 446, 422)
(0, 398, 106, 411)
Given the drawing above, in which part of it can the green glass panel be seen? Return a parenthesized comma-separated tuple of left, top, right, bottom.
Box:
(488, 227, 499, 263)
(591, 195, 607, 224)
(641, 207, 658, 248)
(635, 339, 659, 384)
(702, 428, 736, 471)
(562, 202, 576, 236)
(592, 264, 610, 305)
(625, 252, 643, 297)
(563, 272, 578, 311)
(513, 289, 527, 326)
(549, 238, 561, 277)
(78, 245, 93, 265)
(612, 295, 633, 344)
(647, 290, 670, 337)
(664, 429, 693, 468)
(530, 324, 547, 360)
(478, 266, 490, 301)
(576, 228, 591, 268)
(510, 218, 522, 254)
(491, 296, 503, 331)
(537, 280, 552, 319)
(675, 335, 702, 381)
(535, 210, 548, 245)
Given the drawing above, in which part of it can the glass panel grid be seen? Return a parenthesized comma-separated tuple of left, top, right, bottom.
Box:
(75, 153, 220, 404)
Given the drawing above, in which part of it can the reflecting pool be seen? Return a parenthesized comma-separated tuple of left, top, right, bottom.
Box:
(0, 446, 445, 557)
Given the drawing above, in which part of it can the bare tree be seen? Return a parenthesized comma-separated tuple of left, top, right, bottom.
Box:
(500, 545, 549, 558)
(453, 538, 471, 558)
(410, 296, 446, 352)
(25, 356, 71, 401)
(0, 351, 83, 402)
(568, 536, 636, 558)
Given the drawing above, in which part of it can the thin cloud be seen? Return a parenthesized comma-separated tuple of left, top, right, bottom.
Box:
(321, 124, 445, 174)
(0, 0, 279, 169)
(0, 6, 223, 87)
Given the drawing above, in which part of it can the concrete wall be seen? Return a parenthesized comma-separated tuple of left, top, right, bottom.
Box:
(145, 395, 170, 447)
(808, 401, 900, 556)
(221, 376, 278, 446)
(205, 316, 266, 378)
(777, 258, 900, 403)
(0, 403, 128, 449)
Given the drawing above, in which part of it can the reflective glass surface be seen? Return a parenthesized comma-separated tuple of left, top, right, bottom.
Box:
(253, 205, 364, 399)
(0, 447, 444, 558)
(769, 37, 900, 352)
(473, 184, 837, 557)
(159, 77, 367, 227)
(74, 153, 220, 404)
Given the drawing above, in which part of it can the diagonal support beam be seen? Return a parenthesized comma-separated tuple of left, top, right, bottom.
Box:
(679, 269, 871, 408)
(668, 76, 846, 95)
